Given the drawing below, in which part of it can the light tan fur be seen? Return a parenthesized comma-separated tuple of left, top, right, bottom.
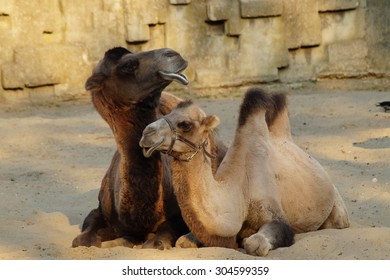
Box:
(139, 89, 350, 256)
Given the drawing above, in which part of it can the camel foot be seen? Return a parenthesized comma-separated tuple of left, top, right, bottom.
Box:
(142, 237, 172, 250)
(243, 234, 272, 256)
(72, 232, 101, 248)
(175, 232, 201, 248)
(101, 237, 136, 248)
(321, 211, 350, 229)
(243, 221, 294, 256)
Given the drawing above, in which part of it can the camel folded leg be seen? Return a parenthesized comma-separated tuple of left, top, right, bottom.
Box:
(72, 208, 119, 248)
(100, 237, 138, 248)
(320, 185, 350, 229)
(242, 221, 294, 256)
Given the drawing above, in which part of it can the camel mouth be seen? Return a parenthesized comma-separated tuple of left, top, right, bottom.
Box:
(159, 71, 189, 85)
(142, 139, 165, 158)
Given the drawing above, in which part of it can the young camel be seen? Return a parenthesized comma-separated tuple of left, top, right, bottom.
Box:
(139, 88, 350, 256)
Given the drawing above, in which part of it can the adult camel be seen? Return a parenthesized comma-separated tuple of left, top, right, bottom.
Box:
(139, 88, 350, 256)
(72, 47, 193, 249)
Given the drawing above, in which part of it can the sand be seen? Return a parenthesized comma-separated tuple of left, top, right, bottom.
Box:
(1, 80, 389, 260)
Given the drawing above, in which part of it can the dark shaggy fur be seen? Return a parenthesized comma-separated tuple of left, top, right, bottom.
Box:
(72, 47, 190, 249)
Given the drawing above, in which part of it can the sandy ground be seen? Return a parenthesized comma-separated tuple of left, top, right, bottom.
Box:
(1, 80, 390, 260)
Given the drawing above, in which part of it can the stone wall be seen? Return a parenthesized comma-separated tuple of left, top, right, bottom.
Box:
(0, 0, 388, 102)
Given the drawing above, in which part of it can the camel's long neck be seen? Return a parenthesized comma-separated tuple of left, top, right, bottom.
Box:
(172, 110, 271, 246)
(172, 139, 247, 245)
(107, 105, 153, 155)
(93, 90, 164, 232)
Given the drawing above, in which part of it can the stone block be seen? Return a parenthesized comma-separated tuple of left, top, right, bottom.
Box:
(230, 17, 286, 81)
(225, 0, 242, 35)
(0, 14, 12, 30)
(13, 45, 90, 89)
(319, 0, 360, 12)
(1, 62, 25, 89)
(300, 0, 322, 47)
(147, 24, 166, 49)
(207, 0, 230, 21)
(283, 0, 321, 49)
(279, 48, 318, 82)
(170, 0, 191, 4)
(240, 0, 282, 18)
(123, 0, 169, 43)
(2, 89, 30, 104)
(0, 0, 13, 14)
(322, 39, 368, 77)
(365, 0, 390, 73)
(320, 8, 365, 45)
(28, 85, 55, 104)
(36, 0, 62, 34)
(328, 39, 368, 63)
(125, 24, 150, 43)
(156, 2, 169, 23)
(14, 46, 61, 87)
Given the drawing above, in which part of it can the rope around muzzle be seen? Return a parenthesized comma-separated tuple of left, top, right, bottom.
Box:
(163, 117, 216, 162)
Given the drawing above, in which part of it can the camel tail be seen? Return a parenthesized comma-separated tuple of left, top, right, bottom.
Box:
(239, 87, 275, 126)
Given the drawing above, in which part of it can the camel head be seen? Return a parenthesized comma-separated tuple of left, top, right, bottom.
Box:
(85, 47, 188, 106)
(140, 100, 220, 160)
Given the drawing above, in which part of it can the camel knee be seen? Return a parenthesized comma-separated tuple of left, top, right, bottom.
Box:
(243, 221, 295, 256)
(321, 204, 350, 229)
(321, 188, 350, 229)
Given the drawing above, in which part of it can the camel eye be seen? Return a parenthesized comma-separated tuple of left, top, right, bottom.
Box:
(177, 121, 193, 132)
(117, 58, 139, 75)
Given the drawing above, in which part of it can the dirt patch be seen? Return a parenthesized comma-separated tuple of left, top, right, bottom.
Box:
(1, 79, 390, 259)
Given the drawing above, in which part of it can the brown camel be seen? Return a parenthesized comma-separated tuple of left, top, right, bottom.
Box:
(72, 47, 193, 249)
(140, 88, 350, 256)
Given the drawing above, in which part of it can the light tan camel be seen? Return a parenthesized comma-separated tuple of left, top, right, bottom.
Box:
(139, 88, 350, 256)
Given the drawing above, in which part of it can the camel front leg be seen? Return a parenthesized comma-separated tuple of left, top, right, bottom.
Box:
(320, 185, 350, 229)
(242, 220, 294, 256)
(72, 208, 117, 248)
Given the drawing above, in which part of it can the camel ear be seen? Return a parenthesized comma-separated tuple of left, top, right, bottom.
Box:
(202, 115, 220, 131)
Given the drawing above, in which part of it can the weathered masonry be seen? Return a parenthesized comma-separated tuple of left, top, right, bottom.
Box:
(0, 0, 389, 102)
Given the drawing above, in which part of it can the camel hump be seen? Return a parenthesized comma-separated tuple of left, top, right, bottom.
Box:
(176, 100, 194, 109)
(266, 93, 287, 127)
(238, 88, 275, 126)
